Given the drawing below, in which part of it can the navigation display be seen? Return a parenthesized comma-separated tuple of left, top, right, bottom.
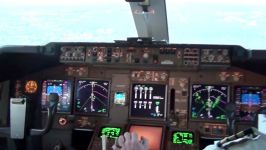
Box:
(235, 86, 266, 121)
(130, 83, 167, 120)
(41, 80, 72, 113)
(190, 84, 229, 120)
(74, 79, 110, 116)
(128, 124, 164, 150)
(172, 131, 194, 145)
(98, 126, 121, 139)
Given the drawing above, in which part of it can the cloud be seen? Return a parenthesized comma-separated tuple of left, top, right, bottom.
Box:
(216, 9, 266, 27)
(250, 11, 266, 23)
(222, 16, 257, 27)
(247, 21, 257, 26)
(62, 33, 93, 42)
(96, 28, 114, 35)
(222, 15, 246, 23)
(217, 10, 266, 27)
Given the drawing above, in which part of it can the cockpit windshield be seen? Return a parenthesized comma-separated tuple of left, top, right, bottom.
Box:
(1, 0, 266, 49)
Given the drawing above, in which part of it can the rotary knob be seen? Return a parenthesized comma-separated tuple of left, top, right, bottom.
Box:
(58, 117, 67, 126)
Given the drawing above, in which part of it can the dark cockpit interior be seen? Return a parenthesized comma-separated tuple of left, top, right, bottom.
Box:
(1, 0, 266, 150)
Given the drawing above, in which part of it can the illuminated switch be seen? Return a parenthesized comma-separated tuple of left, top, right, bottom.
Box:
(149, 87, 153, 99)
(143, 101, 147, 109)
(143, 52, 149, 59)
(134, 86, 138, 99)
(148, 101, 152, 109)
(134, 101, 138, 108)
(139, 87, 143, 99)
(139, 101, 143, 109)
(144, 87, 148, 99)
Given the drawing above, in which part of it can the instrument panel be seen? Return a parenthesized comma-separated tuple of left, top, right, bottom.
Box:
(5, 42, 266, 150)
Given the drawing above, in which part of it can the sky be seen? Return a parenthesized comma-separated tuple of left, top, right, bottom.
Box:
(0, 0, 266, 49)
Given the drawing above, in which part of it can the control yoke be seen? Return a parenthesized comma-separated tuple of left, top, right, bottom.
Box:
(0, 93, 59, 138)
(30, 93, 59, 136)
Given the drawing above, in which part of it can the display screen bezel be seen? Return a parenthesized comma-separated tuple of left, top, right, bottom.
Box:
(114, 91, 127, 106)
(235, 85, 264, 105)
(189, 83, 230, 122)
(41, 79, 73, 114)
(235, 85, 266, 121)
(171, 130, 194, 145)
(129, 82, 168, 121)
(98, 126, 122, 139)
(73, 78, 111, 117)
(127, 123, 165, 150)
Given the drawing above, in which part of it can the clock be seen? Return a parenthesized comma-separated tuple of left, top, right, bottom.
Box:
(25, 80, 38, 94)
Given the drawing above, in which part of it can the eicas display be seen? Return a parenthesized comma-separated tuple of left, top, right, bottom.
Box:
(74, 79, 110, 116)
(130, 83, 167, 120)
(191, 84, 229, 120)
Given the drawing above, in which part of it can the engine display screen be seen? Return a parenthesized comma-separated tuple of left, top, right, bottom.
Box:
(235, 86, 266, 121)
(190, 84, 229, 120)
(74, 79, 110, 116)
(41, 80, 72, 113)
(172, 131, 194, 145)
(130, 83, 167, 120)
(98, 126, 121, 139)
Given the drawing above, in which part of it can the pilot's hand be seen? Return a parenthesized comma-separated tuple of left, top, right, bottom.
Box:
(112, 132, 149, 150)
